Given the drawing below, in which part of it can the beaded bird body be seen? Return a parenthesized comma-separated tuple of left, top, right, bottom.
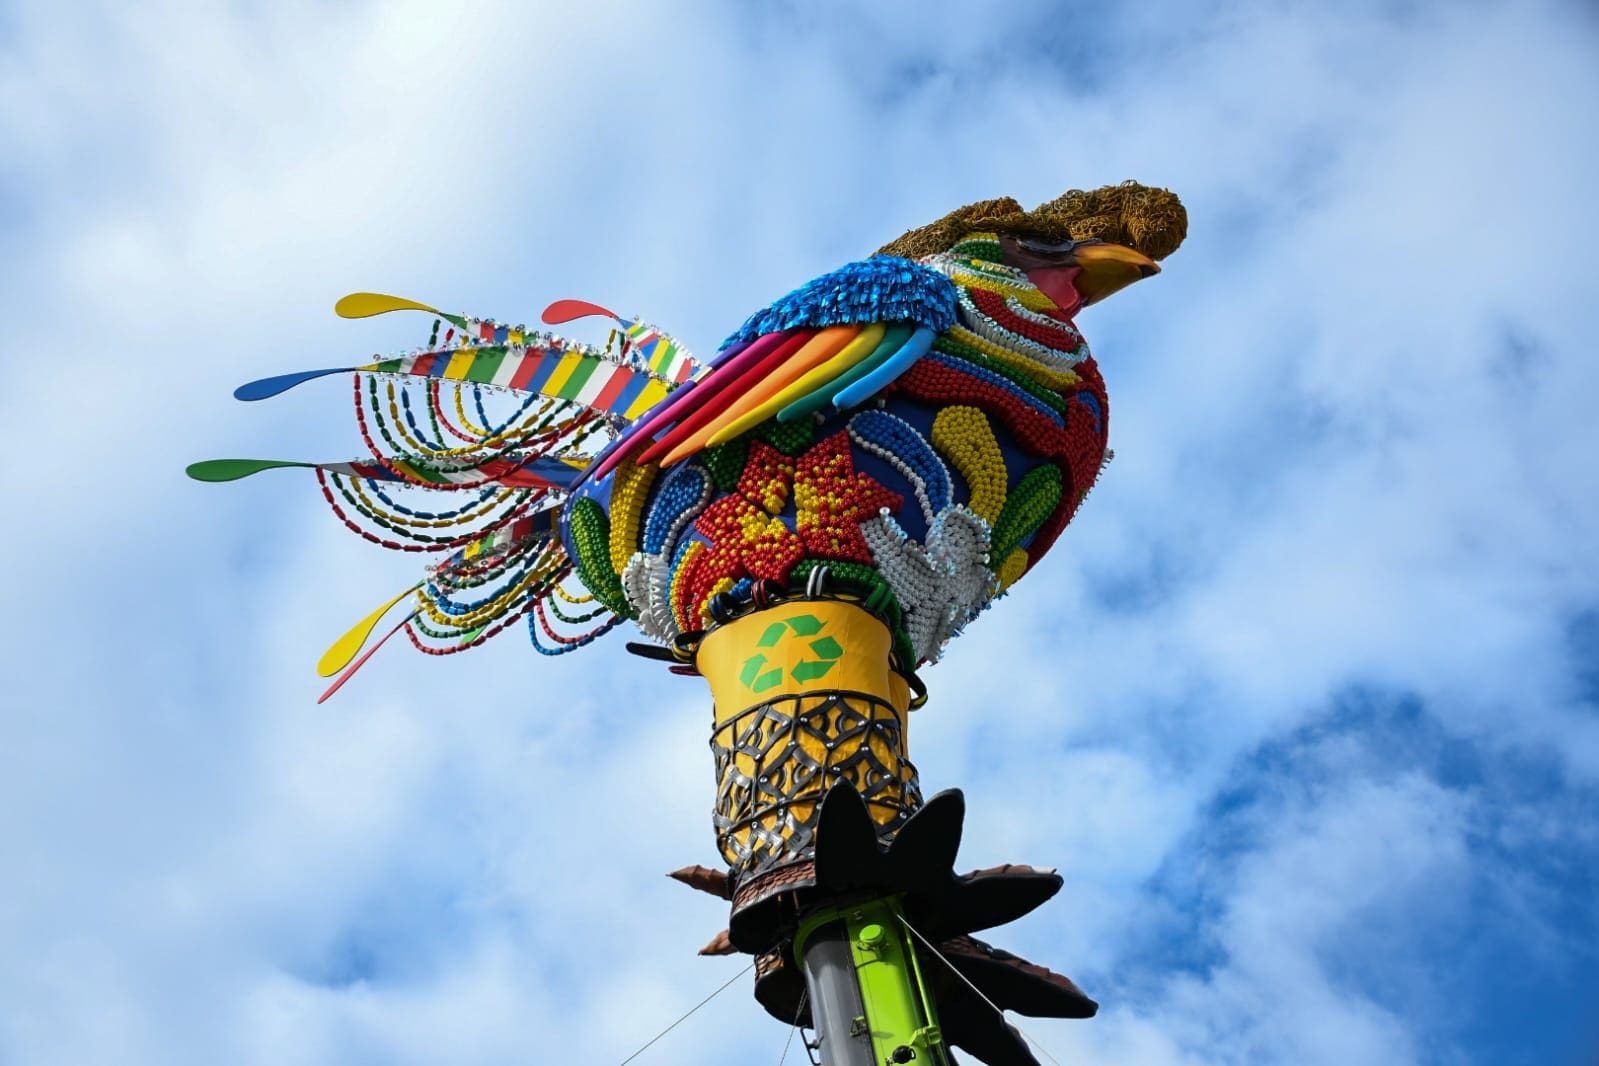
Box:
(192, 181, 1186, 1066)
(563, 240, 1110, 671)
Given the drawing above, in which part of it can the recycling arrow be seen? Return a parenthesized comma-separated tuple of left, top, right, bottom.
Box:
(736, 614, 845, 694)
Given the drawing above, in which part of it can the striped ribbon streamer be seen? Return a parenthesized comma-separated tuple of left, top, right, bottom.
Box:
(429, 507, 560, 575)
(371, 344, 671, 423)
(623, 321, 701, 384)
(331, 454, 580, 489)
(186, 454, 580, 489)
(460, 317, 530, 346)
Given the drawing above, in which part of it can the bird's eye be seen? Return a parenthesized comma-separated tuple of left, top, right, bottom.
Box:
(1016, 236, 1081, 255)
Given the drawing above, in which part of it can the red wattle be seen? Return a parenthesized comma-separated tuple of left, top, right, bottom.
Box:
(1023, 266, 1084, 320)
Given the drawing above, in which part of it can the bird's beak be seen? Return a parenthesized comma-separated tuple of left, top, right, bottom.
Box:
(1069, 242, 1159, 307)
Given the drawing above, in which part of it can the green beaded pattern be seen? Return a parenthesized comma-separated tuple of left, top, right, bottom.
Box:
(569, 497, 634, 618)
(701, 439, 748, 493)
(990, 464, 1063, 562)
(750, 417, 816, 456)
(950, 237, 1004, 261)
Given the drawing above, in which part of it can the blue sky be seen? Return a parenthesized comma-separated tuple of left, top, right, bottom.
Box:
(2, 1, 1597, 1063)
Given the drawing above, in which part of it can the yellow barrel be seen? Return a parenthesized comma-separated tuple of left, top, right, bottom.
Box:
(697, 599, 923, 882)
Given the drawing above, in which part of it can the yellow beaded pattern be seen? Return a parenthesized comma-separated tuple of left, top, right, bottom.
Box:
(944, 324, 1082, 392)
(452, 382, 490, 438)
(931, 406, 1008, 522)
(416, 542, 566, 631)
(607, 461, 659, 575)
(997, 548, 1029, 591)
(551, 579, 596, 605)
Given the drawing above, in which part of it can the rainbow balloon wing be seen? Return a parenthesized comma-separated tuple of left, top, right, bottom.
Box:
(585, 256, 958, 482)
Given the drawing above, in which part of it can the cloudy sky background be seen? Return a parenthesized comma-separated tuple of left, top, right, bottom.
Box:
(3, 1, 1597, 1062)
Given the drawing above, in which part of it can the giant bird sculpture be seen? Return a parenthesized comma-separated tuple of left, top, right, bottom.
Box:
(192, 181, 1185, 1065)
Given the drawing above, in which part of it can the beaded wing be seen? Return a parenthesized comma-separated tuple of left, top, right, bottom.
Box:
(190, 183, 1186, 700)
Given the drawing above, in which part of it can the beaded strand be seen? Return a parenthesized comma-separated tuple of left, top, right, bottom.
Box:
(528, 600, 622, 655)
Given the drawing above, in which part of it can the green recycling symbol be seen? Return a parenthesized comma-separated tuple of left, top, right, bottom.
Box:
(738, 613, 844, 694)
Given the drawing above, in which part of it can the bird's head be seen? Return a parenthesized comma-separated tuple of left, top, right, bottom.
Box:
(877, 181, 1187, 319)
(995, 233, 1160, 319)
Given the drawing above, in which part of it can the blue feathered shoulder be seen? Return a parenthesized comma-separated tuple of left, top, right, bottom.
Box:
(719, 255, 957, 351)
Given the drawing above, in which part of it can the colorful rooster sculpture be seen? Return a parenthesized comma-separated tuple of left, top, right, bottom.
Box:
(192, 181, 1185, 1065)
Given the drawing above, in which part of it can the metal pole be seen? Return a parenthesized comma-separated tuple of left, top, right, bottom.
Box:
(795, 896, 951, 1066)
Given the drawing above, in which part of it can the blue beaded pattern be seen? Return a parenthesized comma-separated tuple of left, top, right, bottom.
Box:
(642, 464, 712, 555)
(719, 256, 957, 351)
(848, 410, 950, 514)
